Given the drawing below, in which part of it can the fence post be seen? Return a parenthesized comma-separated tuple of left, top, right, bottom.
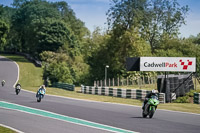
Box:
(109, 78, 110, 87)
(143, 75, 145, 87)
(118, 77, 119, 86)
(148, 76, 150, 84)
(137, 77, 140, 88)
(127, 77, 129, 86)
(113, 78, 114, 86)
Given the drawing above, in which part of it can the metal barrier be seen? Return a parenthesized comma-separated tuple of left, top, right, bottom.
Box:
(81, 86, 165, 103)
(194, 93, 200, 104)
(52, 82, 75, 91)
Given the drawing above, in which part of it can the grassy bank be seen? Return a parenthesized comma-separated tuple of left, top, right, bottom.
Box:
(1, 54, 43, 91)
(1, 54, 200, 114)
(0, 126, 16, 133)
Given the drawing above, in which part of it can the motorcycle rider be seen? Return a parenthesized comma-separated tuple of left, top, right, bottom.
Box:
(15, 83, 21, 88)
(142, 89, 158, 110)
(36, 85, 46, 98)
(2, 80, 5, 87)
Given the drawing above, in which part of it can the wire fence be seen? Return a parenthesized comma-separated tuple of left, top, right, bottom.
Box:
(94, 76, 157, 89)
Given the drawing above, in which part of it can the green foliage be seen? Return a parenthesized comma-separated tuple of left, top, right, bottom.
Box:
(173, 88, 200, 103)
(107, 0, 189, 53)
(186, 89, 196, 97)
(9, 0, 87, 58)
(35, 19, 73, 54)
(154, 37, 200, 74)
(80, 27, 107, 59)
(1, 0, 199, 86)
(88, 27, 152, 81)
(70, 56, 90, 84)
(47, 62, 73, 84)
(53, 1, 90, 41)
(11, 0, 61, 54)
(173, 96, 190, 103)
(0, 20, 9, 50)
(192, 33, 200, 45)
(40, 51, 89, 85)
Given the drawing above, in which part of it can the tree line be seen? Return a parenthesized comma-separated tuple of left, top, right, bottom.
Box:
(0, 0, 200, 86)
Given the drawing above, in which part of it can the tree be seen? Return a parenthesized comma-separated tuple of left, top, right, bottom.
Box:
(0, 20, 9, 50)
(47, 62, 73, 84)
(189, 33, 200, 45)
(154, 38, 200, 74)
(53, 1, 89, 42)
(107, 0, 189, 53)
(88, 27, 151, 81)
(40, 51, 89, 85)
(11, 0, 61, 54)
(34, 19, 73, 54)
(12, 0, 28, 8)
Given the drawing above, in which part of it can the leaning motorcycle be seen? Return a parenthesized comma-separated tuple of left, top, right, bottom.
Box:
(36, 89, 45, 102)
(15, 85, 21, 95)
(142, 95, 159, 118)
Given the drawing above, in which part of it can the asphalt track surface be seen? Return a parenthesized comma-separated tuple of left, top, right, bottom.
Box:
(0, 55, 200, 133)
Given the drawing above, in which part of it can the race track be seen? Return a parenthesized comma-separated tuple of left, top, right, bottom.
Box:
(0, 55, 200, 133)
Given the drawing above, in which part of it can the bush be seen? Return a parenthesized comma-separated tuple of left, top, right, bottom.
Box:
(185, 89, 200, 97)
(186, 89, 196, 97)
(173, 96, 189, 103)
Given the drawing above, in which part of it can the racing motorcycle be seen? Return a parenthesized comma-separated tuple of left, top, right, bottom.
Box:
(142, 95, 159, 118)
(15, 85, 21, 95)
(2, 81, 5, 87)
(36, 89, 45, 102)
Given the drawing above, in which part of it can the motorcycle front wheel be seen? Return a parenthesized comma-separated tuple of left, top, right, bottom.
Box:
(149, 106, 155, 118)
(142, 111, 147, 118)
(16, 89, 20, 95)
(37, 96, 41, 102)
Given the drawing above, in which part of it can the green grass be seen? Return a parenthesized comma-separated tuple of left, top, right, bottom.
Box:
(1, 54, 43, 91)
(0, 126, 16, 133)
(1, 54, 200, 114)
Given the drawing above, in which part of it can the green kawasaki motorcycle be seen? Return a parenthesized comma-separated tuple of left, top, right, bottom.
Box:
(142, 95, 159, 118)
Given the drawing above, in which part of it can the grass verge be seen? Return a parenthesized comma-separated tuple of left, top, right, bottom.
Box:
(1, 54, 200, 114)
(0, 126, 16, 133)
(1, 54, 43, 91)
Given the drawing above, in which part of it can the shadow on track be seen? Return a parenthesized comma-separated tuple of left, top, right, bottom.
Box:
(130, 116, 143, 119)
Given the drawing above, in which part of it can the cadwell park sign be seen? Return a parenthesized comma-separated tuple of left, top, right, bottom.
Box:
(140, 57, 196, 72)
(126, 57, 196, 72)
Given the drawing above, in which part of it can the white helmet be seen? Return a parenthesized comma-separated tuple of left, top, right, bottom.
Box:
(151, 89, 156, 94)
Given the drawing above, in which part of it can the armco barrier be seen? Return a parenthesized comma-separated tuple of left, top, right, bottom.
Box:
(81, 86, 165, 103)
(52, 82, 75, 91)
(194, 93, 200, 104)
